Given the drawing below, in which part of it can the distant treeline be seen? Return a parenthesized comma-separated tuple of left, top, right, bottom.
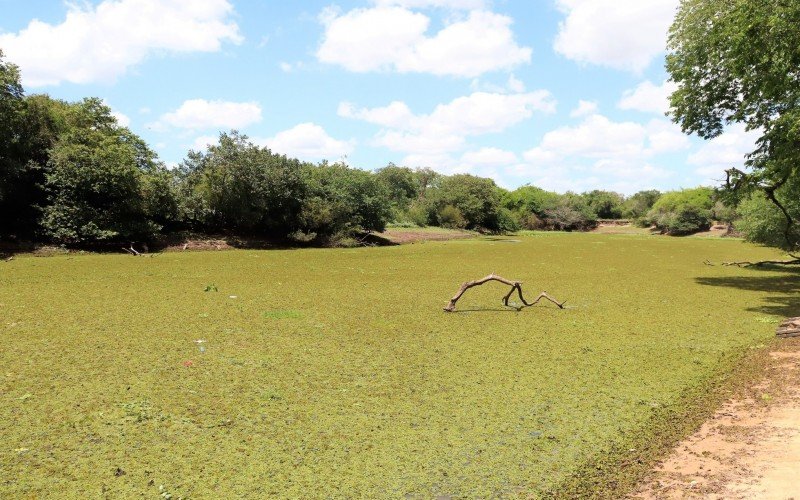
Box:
(1, 54, 733, 247)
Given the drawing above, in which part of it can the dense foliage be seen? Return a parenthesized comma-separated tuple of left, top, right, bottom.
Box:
(645, 187, 715, 235)
(0, 48, 742, 246)
(667, 0, 800, 251)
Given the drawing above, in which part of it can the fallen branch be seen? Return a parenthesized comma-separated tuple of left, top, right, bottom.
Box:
(443, 273, 566, 312)
(122, 243, 142, 256)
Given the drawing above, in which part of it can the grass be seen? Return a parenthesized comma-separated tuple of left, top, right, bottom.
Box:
(0, 233, 796, 498)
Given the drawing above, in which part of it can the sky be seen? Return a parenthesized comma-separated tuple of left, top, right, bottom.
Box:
(0, 0, 759, 194)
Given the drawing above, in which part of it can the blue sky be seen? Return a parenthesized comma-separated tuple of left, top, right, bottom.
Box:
(0, 0, 758, 194)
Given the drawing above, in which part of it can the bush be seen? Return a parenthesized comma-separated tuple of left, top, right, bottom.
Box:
(519, 213, 545, 230)
(583, 190, 624, 219)
(646, 187, 714, 235)
(496, 207, 521, 232)
(542, 193, 598, 231)
(735, 178, 800, 250)
(432, 174, 502, 231)
(407, 201, 432, 227)
(622, 190, 662, 220)
(654, 206, 712, 235)
(437, 205, 467, 229)
(41, 101, 165, 244)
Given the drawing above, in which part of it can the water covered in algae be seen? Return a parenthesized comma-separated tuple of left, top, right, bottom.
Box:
(0, 233, 792, 497)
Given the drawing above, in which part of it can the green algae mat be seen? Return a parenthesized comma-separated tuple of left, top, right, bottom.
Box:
(1, 233, 796, 498)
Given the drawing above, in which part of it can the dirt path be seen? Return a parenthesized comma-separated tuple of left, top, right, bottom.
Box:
(634, 339, 800, 499)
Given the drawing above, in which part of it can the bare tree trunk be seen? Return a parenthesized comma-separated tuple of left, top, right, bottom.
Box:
(444, 273, 566, 312)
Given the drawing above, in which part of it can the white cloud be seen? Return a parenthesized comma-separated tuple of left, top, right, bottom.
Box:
(0, 0, 241, 87)
(517, 114, 692, 193)
(158, 99, 262, 130)
(470, 74, 526, 94)
(111, 111, 131, 128)
(371, 0, 486, 8)
(258, 123, 354, 161)
(317, 7, 531, 77)
(338, 101, 417, 129)
(525, 114, 647, 161)
(570, 100, 598, 118)
(619, 80, 677, 114)
(461, 148, 519, 167)
(687, 123, 760, 180)
(524, 114, 688, 165)
(191, 135, 219, 151)
(554, 0, 679, 72)
(646, 119, 690, 153)
(341, 90, 555, 155)
(279, 61, 304, 73)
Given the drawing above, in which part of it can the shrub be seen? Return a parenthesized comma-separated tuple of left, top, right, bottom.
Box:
(654, 206, 712, 235)
(519, 213, 545, 230)
(583, 190, 624, 219)
(432, 174, 502, 231)
(496, 207, 521, 232)
(646, 187, 714, 235)
(407, 201, 432, 227)
(622, 190, 662, 220)
(735, 179, 800, 250)
(437, 205, 467, 229)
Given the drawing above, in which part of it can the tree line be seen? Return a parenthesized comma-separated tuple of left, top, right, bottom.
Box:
(0, 49, 785, 249)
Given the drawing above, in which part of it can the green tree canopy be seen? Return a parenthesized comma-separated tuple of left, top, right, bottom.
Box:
(667, 0, 800, 250)
(41, 99, 174, 244)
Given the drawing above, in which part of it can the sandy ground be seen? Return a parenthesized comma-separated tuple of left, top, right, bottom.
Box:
(634, 340, 800, 499)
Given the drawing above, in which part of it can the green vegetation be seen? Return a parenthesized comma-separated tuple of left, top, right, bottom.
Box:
(1, 48, 745, 248)
(0, 234, 791, 497)
(645, 187, 715, 235)
(667, 0, 800, 252)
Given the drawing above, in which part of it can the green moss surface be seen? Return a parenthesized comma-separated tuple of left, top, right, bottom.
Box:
(0, 233, 794, 497)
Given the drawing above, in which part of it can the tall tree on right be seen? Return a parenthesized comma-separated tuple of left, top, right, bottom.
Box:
(667, 0, 800, 254)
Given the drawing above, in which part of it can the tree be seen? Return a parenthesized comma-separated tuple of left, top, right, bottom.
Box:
(622, 190, 662, 222)
(645, 187, 714, 235)
(299, 162, 391, 241)
(0, 50, 51, 240)
(178, 132, 307, 236)
(736, 176, 800, 249)
(40, 98, 174, 244)
(543, 193, 598, 232)
(667, 0, 800, 252)
(375, 164, 418, 210)
(582, 190, 624, 219)
(432, 174, 502, 231)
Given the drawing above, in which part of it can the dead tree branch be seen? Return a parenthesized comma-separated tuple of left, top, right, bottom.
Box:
(122, 243, 141, 256)
(443, 273, 566, 312)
